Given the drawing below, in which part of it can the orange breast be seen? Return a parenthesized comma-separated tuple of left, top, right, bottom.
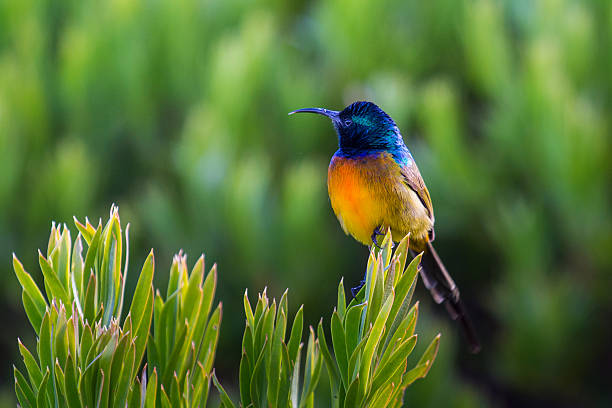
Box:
(327, 151, 434, 248)
(327, 153, 391, 245)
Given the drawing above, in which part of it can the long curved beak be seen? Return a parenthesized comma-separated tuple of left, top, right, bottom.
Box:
(288, 107, 339, 120)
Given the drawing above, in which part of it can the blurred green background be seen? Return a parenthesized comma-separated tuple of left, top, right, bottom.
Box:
(1, 0, 612, 406)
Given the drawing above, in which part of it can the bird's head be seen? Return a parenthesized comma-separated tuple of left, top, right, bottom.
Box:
(289, 101, 405, 157)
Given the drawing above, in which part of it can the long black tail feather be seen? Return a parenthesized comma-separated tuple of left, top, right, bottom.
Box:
(413, 242, 481, 354)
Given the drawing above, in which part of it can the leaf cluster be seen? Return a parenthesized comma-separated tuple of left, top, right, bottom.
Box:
(214, 231, 440, 408)
(13, 207, 438, 407)
(13, 206, 221, 408)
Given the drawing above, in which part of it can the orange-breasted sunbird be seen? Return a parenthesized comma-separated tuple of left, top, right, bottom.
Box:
(290, 101, 481, 353)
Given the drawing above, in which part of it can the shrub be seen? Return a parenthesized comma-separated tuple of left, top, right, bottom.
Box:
(12, 206, 438, 407)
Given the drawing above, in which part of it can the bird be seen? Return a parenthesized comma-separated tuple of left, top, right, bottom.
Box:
(289, 101, 481, 353)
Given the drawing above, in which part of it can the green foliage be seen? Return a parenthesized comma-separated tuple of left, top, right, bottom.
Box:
(217, 288, 321, 408)
(13, 209, 438, 407)
(319, 233, 439, 408)
(148, 252, 221, 407)
(12, 207, 221, 407)
(213, 230, 439, 408)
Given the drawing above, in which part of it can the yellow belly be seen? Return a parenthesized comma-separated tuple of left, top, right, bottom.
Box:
(327, 152, 433, 249)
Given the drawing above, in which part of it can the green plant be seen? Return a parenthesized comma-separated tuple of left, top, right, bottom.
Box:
(213, 231, 440, 408)
(13, 206, 220, 407)
(12, 207, 438, 407)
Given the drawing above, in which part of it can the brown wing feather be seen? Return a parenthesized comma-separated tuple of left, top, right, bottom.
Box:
(400, 163, 434, 221)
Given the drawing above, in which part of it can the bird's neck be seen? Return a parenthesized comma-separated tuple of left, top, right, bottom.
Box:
(337, 142, 412, 166)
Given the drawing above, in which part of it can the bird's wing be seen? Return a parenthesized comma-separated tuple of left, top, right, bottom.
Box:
(400, 163, 434, 220)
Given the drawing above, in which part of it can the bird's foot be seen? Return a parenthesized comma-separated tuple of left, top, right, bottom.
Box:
(370, 226, 384, 249)
(351, 279, 366, 297)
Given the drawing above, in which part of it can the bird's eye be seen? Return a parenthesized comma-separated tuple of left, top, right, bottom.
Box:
(344, 118, 352, 127)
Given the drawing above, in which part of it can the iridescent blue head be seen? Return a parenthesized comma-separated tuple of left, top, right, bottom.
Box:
(289, 101, 410, 163)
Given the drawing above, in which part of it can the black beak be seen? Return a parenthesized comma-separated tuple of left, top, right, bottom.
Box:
(288, 107, 340, 121)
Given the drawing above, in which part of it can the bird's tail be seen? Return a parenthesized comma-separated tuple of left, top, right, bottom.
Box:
(415, 242, 481, 354)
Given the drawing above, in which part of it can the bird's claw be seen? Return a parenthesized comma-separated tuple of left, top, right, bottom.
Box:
(370, 226, 384, 249)
(351, 279, 366, 297)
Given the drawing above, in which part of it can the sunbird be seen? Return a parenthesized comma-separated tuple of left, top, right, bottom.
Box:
(290, 101, 481, 353)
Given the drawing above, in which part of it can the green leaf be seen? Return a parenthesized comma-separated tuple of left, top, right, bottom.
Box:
(268, 306, 287, 407)
(367, 383, 396, 408)
(343, 302, 366, 361)
(380, 228, 393, 268)
(116, 224, 130, 321)
(244, 289, 255, 329)
(47, 223, 59, 257)
(416, 334, 441, 377)
(384, 258, 420, 354)
(182, 256, 205, 324)
(38, 312, 53, 373)
(290, 343, 303, 408)
(383, 260, 396, 301)
(57, 226, 72, 292)
(250, 336, 268, 408)
(401, 362, 429, 387)
(22, 292, 45, 336)
(198, 304, 222, 373)
(162, 319, 188, 386)
(343, 376, 361, 408)
(132, 286, 154, 377)
(14, 366, 35, 408)
(193, 368, 211, 408)
(241, 325, 255, 370)
(199, 264, 217, 325)
(102, 239, 118, 324)
(53, 319, 69, 374)
(71, 235, 85, 302)
(277, 344, 292, 407)
(239, 351, 252, 407)
(129, 376, 142, 408)
(144, 368, 158, 407)
(347, 332, 369, 386)
(170, 373, 181, 406)
(337, 279, 346, 321)
(82, 221, 103, 282)
(278, 290, 289, 325)
(299, 328, 322, 408)
(287, 305, 303, 364)
(79, 324, 93, 374)
(253, 289, 267, 327)
(158, 289, 179, 363)
(107, 335, 129, 403)
(317, 320, 340, 394)
(212, 371, 236, 408)
(83, 272, 97, 324)
(394, 234, 411, 278)
(130, 251, 154, 330)
(54, 359, 66, 403)
(330, 311, 348, 388)
(159, 385, 172, 408)
(18, 340, 42, 390)
(64, 354, 81, 408)
(365, 255, 384, 329)
(167, 255, 181, 298)
(359, 292, 394, 396)
(13, 255, 47, 333)
(37, 368, 51, 408)
(113, 341, 135, 407)
(257, 300, 275, 356)
(73, 217, 96, 245)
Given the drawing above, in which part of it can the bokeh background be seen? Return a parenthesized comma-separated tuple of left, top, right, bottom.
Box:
(1, 0, 612, 406)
